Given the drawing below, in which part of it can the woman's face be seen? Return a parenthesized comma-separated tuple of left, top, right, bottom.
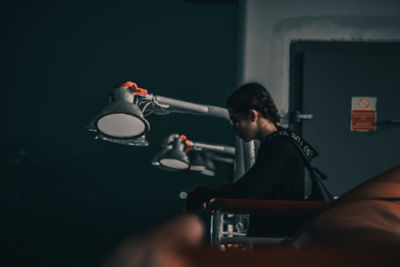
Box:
(228, 109, 257, 142)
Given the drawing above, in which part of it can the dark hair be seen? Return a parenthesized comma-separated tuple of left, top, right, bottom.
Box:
(226, 82, 280, 125)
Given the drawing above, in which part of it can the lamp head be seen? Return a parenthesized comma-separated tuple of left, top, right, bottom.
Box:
(201, 163, 216, 176)
(159, 137, 190, 170)
(152, 134, 190, 170)
(201, 152, 216, 176)
(189, 151, 216, 176)
(190, 151, 207, 171)
(89, 84, 150, 143)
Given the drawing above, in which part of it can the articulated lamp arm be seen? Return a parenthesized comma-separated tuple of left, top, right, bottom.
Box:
(88, 81, 248, 182)
(141, 94, 229, 120)
(89, 81, 230, 145)
(190, 141, 235, 156)
(152, 134, 236, 177)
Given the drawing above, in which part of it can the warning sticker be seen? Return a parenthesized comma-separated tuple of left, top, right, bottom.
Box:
(351, 97, 377, 131)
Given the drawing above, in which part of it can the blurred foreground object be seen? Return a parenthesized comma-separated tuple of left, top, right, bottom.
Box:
(103, 164, 400, 267)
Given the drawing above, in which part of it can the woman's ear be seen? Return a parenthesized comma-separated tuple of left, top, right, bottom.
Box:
(249, 109, 258, 121)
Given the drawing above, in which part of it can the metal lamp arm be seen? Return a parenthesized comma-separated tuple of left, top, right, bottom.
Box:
(140, 94, 230, 120)
(191, 141, 235, 155)
(210, 154, 235, 165)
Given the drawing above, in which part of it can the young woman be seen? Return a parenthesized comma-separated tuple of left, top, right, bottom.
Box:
(185, 82, 318, 237)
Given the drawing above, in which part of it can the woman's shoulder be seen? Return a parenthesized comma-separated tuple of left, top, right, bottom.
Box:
(260, 134, 297, 153)
(264, 133, 295, 146)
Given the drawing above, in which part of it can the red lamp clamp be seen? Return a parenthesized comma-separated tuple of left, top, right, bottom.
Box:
(179, 135, 193, 153)
(119, 81, 148, 96)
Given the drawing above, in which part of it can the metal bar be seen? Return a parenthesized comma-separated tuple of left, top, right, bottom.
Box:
(210, 210, 223, 248)
(243, 140, 256, 171)
(154, 95, 230, 120)
(233, 136, 245, 183)
(211, 155, 235, 165)
(207, 198, 330, 215)
(220, 236, 284, 245)
(191, 142, 235, 155)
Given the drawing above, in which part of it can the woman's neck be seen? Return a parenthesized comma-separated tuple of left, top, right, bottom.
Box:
(256, 118, 278, 142)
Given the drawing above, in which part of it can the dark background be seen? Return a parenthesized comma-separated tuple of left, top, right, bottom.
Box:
(1, 1, 238, 266)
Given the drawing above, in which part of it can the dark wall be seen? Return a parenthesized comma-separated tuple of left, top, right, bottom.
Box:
(1, 1, 238, 266)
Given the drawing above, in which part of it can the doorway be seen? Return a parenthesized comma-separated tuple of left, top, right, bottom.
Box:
(289, 41, 400, 196)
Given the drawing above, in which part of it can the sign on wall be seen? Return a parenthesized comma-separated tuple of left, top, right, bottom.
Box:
(351, 96, 377, 131)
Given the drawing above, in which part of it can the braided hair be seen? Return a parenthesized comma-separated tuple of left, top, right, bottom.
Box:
(226, 82, 280, 125)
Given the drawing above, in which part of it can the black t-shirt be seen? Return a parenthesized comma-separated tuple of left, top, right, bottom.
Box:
(231, 135, 305, 237)
(186, 133, 306, 237)
(231, 135, 305, 201)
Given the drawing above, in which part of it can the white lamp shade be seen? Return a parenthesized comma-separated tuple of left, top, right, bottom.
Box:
(190, 152, 207, 171)
(190, 165, 206, 171)
(159, 158, 190, 170)
(93, 99, 150, 138)
(156, 138, 190, 170)
(97, 113, 146, 138)
(200, 169, 215, 177)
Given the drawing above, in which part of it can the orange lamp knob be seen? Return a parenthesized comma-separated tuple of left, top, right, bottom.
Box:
(119, 81, 148, 96)
(179, 135, 193, 153)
